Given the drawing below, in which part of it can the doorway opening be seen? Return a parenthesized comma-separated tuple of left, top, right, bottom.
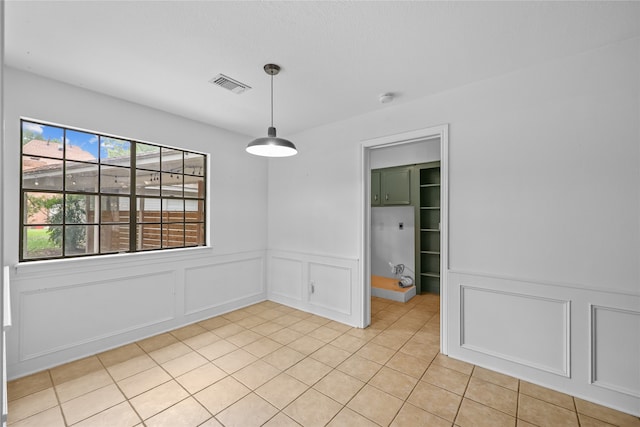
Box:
(360, 125, 449, 354)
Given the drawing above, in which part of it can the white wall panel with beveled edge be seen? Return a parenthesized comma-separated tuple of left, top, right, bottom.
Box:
(267, 250, 360, 326)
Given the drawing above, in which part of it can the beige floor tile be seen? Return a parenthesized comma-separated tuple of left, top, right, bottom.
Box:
(148, 342, 193, 364)
(262, 413, 302, 427)
(309, 344, 352, 368)
(385, 351, 431, 379)
(199, 420, 224, 427)
(269, 327, 304, 345)
(331, 334, 367, 353)
(517, 420, 538, 427)
(407, 380, 462, 422)
(432, 353, 474, 375)
(456, 397, 516, 427)
(213, 348, 257, 374)
(422, 363, 470, 396)
(222, 309, 251, 322)
(288, 320, 321, 335)
(390, 402, 451, 427)
(197, 339, 238, 361)
(465, 376, 517, 416)
(118, 366, 172, 399)
(473, 366, 519, 391)
(369, 366, 418, 400)
(398, 339, 439, 362)
(313, 369, 365, 405)
(242, 336, 282, 358)
(144, 397, 211, 427)
(61, 384, 125, 425)
(55, 369, 113, 402)
(97, 343, 145, 367)
(182, 331, 220, 350)
(197, 316, 231, 331)
(287, 335, 325, 355)
(236, 315, 267, 329)
(262, 346, 306, 371)
(7, 388, 58, 424)
(327, 407, 379, 427)
(284, 388, 342, 427)
(169, 323, 208, 341)
(256, 373, 309, 409)
(336, 355, 382, 382)
(232, 360, 281, 389)
(107, 354, 157, 381)
(226, 329, 262, 347)
(7, 371, 53, 401)
(176, 362, 227, 394)
(518, 394, 578, 426)
(9, 406, 65, 427)
(410, 329, 440, 346)
(49, 356, 103, 385)
(161, 351, 208, 377)
(252, 321, 285, 335)
(212, 323, 245, 338)
(574, 398, 640, 426)
(519, 380, 574, 411)
(73, 401, 141, 427)
(137, 333, 179, 353)
(286, 357, 332, 386)
(271, 315, 303, 328)
(194, 376, 250, 415)
(347, 384, 404, 426)
(578, 413, 618, 427)
(370, 330, 413, 351)
(128, 380, 189, 420)
(307, 315, 332, 326)
(356, 342, 397, 364)
(345, 326, 380, 341)
(308, 325, 344, 343)
(216, 393, 279, 427)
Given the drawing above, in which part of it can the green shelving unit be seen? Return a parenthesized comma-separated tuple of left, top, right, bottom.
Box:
(417, 162, 441, 294)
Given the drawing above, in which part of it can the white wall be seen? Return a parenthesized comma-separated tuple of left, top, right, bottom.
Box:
(369, 138, 440, 170)
(267, 37, 640, 415)
(371, 206, 415, 278)
(3, 68, 269, 378)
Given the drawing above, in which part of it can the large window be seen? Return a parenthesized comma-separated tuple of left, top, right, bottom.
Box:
(20, 120, 207, 261)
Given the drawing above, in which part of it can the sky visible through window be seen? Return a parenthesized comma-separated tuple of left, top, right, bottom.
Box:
(23, 121, 130, 161)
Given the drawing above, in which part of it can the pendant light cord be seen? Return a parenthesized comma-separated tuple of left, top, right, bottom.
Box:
(270, 73, 274, 128)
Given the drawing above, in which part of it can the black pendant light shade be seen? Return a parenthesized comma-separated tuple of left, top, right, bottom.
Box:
(246, 64, 297, 157)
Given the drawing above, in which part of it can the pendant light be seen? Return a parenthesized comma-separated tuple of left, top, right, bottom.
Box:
(246, 64, 297, 157)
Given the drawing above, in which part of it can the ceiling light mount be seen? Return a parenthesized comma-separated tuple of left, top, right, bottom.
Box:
(246, 63, 297, 157)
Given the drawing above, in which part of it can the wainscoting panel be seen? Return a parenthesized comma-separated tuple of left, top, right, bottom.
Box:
(20, 272, 175, 360)
(269, 256, 304, 301)
(590, 305, 640, 398)
(309, 262, 352, 315)
(267, 250, 360, 326)
(184, 256, 264, 315)
(447, 270, 640, 417)
(460, 285, 570, 376)
(7, 250, 267, 379)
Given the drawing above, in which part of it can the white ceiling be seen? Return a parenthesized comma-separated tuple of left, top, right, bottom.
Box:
(5, 1, 640, 138)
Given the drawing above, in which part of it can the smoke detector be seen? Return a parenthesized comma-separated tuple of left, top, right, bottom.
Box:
(379, 93, 394, 104)
(209, 74, 251, 94)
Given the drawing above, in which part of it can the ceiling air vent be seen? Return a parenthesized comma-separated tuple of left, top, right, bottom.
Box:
(209, 74, 251, 94)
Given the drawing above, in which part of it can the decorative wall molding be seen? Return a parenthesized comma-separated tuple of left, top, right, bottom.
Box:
(460, 285, 571, 377)
(7, 250, 267, 379)
(590, 305, 640, 398)
(267, 250, 360, 326)
(448, 271, 640, 417)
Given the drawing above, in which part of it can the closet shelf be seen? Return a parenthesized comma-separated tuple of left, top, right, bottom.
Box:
(420, 207, 440, 210)
(421, 251, 440, 255)
(421, 272, 441, 278)
(421, 228, 439, 232)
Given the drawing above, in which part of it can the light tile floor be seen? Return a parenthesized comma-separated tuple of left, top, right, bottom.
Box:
(7, 295, 640, 426)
